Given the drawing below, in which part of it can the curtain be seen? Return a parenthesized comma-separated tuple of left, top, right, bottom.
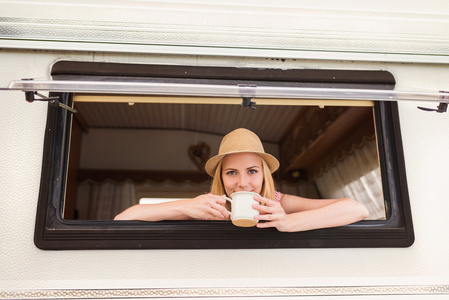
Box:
(314, 139, 385, 220)
(76, 180, 136, 220)
(75, 179, 211, 220)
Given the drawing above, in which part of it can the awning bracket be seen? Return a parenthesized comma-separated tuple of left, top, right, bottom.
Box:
(239, 84, 257, 109)
(417, 102, 447, 113)
(25, 91, 77, 114)
(417, 91, 448, 113)
(241, 97, 256, 109)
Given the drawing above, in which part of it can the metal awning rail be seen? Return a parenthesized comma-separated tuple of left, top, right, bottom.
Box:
(6, 79, 449, 106)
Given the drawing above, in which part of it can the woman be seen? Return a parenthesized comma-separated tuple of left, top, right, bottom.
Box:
(114, 128, 369, 232)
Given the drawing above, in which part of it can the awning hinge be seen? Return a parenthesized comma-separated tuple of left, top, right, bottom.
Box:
(238, 84, 257, 109)
(417, 91, 448, 113)
(25, 91, 77, 114)
(241, 97, 256, 109)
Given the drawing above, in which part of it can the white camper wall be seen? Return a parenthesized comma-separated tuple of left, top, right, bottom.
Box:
(1, 50, 449, 297)
(1, 0, 449, 298)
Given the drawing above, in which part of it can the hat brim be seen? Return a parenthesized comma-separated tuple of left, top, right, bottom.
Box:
(205, 151, 279, 177)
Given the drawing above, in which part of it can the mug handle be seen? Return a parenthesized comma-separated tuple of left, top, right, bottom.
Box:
(224, 196, 232, 218)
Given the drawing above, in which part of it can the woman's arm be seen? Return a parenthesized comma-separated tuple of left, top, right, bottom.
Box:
(114, 193, 230, 221)
(253, 193, 369, 232)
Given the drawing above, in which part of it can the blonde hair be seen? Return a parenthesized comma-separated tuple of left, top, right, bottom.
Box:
(209, 155, 276, 201)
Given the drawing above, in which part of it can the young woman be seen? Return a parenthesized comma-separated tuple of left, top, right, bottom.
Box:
(114, 128, 369, 232)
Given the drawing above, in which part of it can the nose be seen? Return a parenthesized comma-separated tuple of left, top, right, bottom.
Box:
(237, 173, 249, 188)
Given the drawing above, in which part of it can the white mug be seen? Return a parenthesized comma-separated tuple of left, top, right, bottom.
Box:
(225, 191, 260, 227)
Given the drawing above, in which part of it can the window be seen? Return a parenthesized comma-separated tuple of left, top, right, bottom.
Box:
(33, 61, 413, 249)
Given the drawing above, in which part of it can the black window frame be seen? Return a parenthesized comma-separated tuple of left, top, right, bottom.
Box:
(34, 62, 414, 250)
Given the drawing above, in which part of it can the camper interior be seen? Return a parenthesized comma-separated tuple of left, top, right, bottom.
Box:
(66, 98, 385, 221)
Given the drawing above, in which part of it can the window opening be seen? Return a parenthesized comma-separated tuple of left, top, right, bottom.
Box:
(66, 99, 385, 221)
(30, 61, 414, 249)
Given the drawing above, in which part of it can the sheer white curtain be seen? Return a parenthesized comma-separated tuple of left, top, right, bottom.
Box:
(76, 180, 136, 220)
(314, 139, 385, 220)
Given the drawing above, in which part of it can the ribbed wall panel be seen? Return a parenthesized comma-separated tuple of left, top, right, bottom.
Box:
(75, 102, 303, 143)
(1, 1, 449, 61)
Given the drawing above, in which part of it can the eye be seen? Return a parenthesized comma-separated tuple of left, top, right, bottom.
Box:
(248, 169, 258, 174)
(225, 170, 237, 176)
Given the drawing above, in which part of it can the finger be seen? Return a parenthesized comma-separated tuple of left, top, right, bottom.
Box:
(255, 213, 275, 221)
(254, 195, 275, 206)
(256, 220, 277, 228)
(214, 195, 227, 205)
(206, 194, 226, 205)
(253, 203, 274, 214)
(208, 206, 226, 219)
(203, 196, 226, 214)
(213, 203, 230, 218)
(208, 201, 230, 218)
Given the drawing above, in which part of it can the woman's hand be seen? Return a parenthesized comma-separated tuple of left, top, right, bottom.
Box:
(114, 193, 230, 221)
(252, 194, 369, 232)
(253, 195, 292, 232)
(185, 193, 230, 220)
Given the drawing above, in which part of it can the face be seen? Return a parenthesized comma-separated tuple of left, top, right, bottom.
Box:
(221, 152, 264, 196)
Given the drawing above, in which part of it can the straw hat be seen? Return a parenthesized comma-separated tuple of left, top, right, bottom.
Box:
(205, 128, 280, 177)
